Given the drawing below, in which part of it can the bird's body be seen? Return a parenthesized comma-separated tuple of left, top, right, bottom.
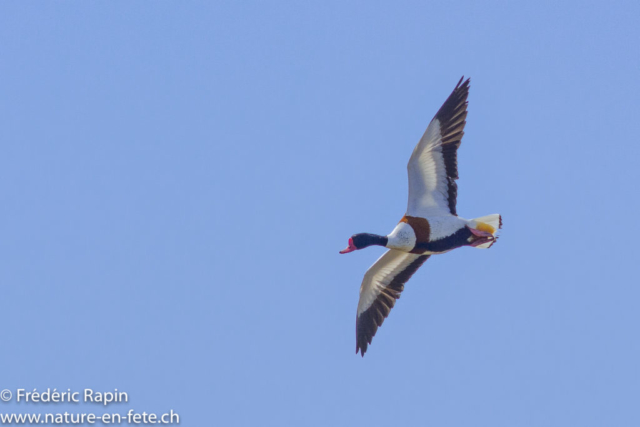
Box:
(340, 77, 502, 356)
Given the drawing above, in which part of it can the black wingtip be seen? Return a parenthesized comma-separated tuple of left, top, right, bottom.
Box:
(356, 343, 367, 357)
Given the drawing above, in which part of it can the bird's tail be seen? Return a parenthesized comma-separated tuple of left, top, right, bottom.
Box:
(471, 214, 502, 249)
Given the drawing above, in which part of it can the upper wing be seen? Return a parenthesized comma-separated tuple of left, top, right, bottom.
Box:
(407, 77, 470, 217)
(356, 249, 430, 356)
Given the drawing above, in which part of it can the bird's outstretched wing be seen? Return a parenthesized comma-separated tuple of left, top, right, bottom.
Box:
(356, 249, 430, 356)
(407, 77, 470, 217)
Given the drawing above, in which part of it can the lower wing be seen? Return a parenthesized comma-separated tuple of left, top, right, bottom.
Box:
(356, 249, 430, 356)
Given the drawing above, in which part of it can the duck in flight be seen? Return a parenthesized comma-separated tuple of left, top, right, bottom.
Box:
(340, 77, 502, 356)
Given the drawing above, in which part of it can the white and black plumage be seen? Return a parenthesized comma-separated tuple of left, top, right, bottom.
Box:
(340, 77, 502, 356)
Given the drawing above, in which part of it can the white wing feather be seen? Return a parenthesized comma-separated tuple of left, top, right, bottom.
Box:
(357, 249, 424, 316)
(406, 118, 451, 217)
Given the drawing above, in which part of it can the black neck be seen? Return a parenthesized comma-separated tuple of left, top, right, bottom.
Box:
(353, 233, 388, 249)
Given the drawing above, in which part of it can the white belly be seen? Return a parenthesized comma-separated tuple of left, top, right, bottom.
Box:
(428, 216, 469, 240)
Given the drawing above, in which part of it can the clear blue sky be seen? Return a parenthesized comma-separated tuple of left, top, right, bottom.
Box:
(1, 1, 639, 426)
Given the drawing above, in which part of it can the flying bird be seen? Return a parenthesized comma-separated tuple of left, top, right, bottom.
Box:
(340, 77, 502, 356)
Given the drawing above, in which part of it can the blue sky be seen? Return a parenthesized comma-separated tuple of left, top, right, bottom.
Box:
(1, 1, 639, 426)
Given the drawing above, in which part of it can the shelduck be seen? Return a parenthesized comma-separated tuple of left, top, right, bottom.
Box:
(340, 77, 502, 356)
